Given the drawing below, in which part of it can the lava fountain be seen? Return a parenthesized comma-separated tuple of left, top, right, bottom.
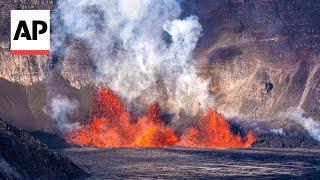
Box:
(178, 110, 256, 148)
(67, 86, 256, 148)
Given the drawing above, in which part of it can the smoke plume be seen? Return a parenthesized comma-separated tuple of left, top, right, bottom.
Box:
(279, 107, 320, 142)
(43, 95, 80, 134)
(52, 0, 211, 116)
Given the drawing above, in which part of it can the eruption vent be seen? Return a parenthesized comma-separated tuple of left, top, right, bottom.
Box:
(67, 87, 178, 147)
(179, 110, 256, 148)
(67, 87, 256, 148)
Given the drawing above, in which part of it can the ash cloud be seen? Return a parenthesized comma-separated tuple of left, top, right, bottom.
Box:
(52, 0, 211, 116)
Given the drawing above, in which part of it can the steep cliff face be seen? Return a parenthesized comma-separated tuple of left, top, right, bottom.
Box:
(0, 44, 48, 86)
(183, 0, 320, 121)
(0, 0, 54, 86)
(0, 0, 319, 131)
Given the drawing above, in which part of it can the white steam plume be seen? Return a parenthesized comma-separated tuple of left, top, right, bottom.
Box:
(43, 95, 80, 133)
(279, 107, 320, 142)
(53, 0, 211, 116)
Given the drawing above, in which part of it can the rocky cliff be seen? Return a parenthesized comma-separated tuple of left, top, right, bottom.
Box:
(185, 0, 320, 121)
(0, 0, 54, 86)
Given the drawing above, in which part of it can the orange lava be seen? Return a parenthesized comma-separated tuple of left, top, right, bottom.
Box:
(178, 109, 256, 148)
(67, 87, 178, 147)
(67, 86, 256, 148)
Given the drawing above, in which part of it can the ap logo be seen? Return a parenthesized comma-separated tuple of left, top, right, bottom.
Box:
(11, 10, 50, 55)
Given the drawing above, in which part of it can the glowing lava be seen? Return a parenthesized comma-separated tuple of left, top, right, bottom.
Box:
(67, 86, 256, 148)
(67, 87, 178, 147)
(178, 109, 256, 148)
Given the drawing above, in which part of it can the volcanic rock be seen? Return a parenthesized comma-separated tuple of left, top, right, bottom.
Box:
(30, 131, 72, 149)
(0, 120, 88, 179)
(0, 0, 55, 86)
(159, 0, 318, 147)
(252, 133, 320, 149)
(184, 0, 320, 121)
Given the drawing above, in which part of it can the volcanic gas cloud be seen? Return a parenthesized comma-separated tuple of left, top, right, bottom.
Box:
(67, 87, 256, 148)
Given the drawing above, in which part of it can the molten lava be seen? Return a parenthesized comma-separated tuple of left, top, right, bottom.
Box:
(178, 110, 256, 148)
(67, 87, 178, 147)
(67, 86, 256, 148)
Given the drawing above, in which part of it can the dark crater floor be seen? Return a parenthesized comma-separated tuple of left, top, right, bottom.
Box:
(61, 147, 320, 179)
